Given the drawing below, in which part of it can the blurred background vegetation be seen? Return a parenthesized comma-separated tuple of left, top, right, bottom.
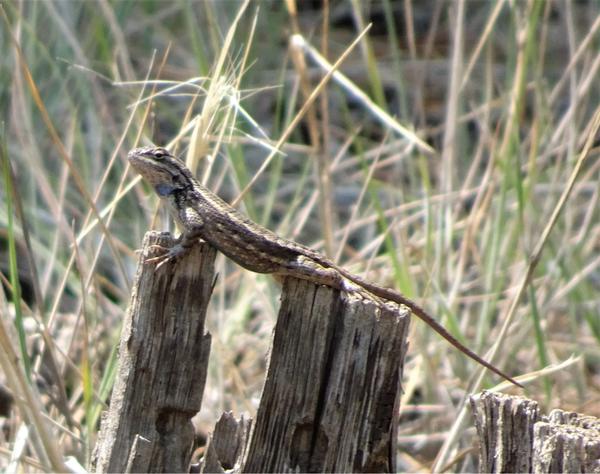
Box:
(0, 0, 599, 471)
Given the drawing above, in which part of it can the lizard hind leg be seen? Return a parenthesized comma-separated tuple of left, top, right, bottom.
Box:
(282, 255, 376, 302)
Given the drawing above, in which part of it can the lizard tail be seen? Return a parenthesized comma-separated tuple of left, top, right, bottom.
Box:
(335, 267, 523, 388)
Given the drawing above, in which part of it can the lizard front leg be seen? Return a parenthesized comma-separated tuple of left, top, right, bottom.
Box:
(145, 227, 204, 268)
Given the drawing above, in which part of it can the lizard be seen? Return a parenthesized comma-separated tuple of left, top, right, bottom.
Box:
(128, 145, 522, 388)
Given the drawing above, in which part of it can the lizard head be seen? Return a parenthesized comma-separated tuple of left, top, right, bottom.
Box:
(128, 146, 192, 197)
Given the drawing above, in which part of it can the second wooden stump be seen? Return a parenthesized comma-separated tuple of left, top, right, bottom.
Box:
(241, 277, 410, 472)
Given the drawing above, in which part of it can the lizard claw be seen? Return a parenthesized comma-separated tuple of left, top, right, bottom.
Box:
(341, 278, 378, 302)
(144, 243, 189, 268)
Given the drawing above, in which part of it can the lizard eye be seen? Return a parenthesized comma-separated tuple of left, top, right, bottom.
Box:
(152, 148, 169, 159)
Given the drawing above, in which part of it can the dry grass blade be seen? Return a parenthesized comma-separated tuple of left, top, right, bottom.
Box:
(233, 25, 372, 206)
(434, 104, 600, 471)
(488, 105, 600, 382)
(1, 6, 130, 287)
(187, 0, 251, 172)
(0, 307, 67, 471)
(297, 35, 435, 156)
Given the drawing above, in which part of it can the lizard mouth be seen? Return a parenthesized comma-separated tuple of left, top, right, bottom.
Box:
(127, 148, 162, 185)
(127, 151, 147, 174)
(128, 147, 155, 163)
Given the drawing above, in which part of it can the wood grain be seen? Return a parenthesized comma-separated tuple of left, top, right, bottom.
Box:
(94, 231, 216, 473)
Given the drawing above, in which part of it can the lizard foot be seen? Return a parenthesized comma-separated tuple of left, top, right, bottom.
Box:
(340, 278, 379, 303)
(145, 243, 190, 269)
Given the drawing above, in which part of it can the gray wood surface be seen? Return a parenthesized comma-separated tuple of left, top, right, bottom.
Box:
(93, 232, 411, 472)
(534, 409, 600, 473)
(94, 232, 215, 473)
(470, 390, 540, 473)
(241, 277, 410, 473)
(198, 412, 252, 473)
(471, 391, 600, 473)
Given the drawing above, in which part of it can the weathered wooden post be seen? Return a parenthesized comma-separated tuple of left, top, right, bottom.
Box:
(95, 232, 411, 473)
(94, 232, 215, 473)
(202, 278, 410, 473)
(471, 391, 600, 473)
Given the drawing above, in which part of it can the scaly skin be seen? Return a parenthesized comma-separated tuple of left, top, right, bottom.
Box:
(128, 145, 522, 388)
